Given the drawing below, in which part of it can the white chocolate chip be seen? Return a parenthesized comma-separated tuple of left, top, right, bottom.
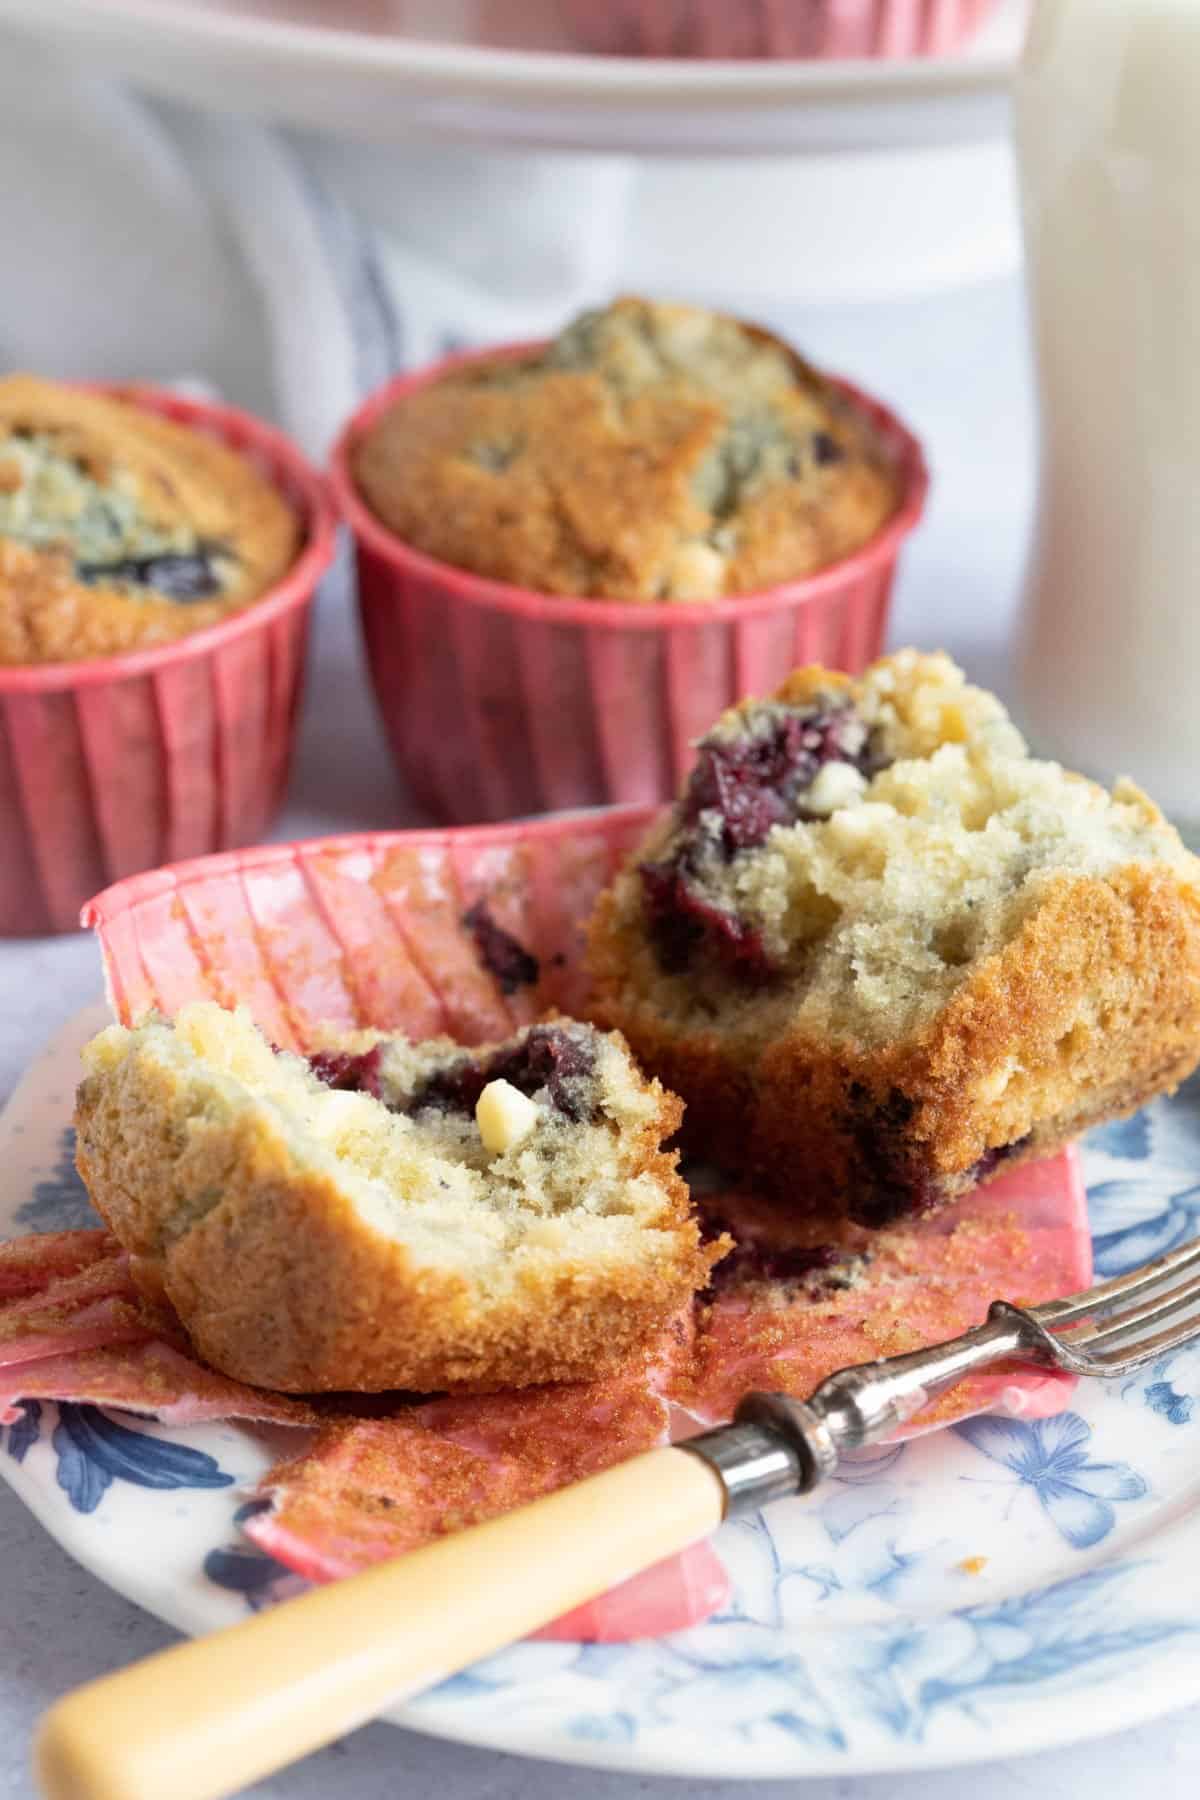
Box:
(310, 1089, 374, 1139)
(804, 762, 868, 816)
(519, 1217, 571, 1249)
(976, 1057, 1019, 1104)
(476, 1079, 541, 1155)
(825, 799, 891, 849)
(663, 541, 727, 601)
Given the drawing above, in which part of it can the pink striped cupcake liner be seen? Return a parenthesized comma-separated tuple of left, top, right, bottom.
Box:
(563, 0, 1000, 57)
(332, 352, 927, 826)
(0, 387, 337, 938)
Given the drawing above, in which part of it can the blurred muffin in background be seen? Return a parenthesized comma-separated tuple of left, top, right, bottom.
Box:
(352, 295, 899, 604)
(0, 382, 333, 936)
(335, 297, 925, 824)
(560, 0, 1000, 59)
(0, 375, 299, 665)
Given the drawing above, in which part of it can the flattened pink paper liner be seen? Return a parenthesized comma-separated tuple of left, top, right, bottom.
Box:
(84, 810, 650, 1043)
(0, 1225, 727, 1640)
(681, 1152, 1090, 1434)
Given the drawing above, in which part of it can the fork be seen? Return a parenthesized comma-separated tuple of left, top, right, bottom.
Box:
(35, 1237, 1200, 1800)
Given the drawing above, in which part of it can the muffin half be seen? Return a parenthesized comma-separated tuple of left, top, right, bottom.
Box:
(588, 650, 1200, 1226)
(75, 1002, 713, 1394)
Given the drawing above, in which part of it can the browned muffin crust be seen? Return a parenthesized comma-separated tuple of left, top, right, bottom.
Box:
(75, 1004, 716, 1395)
(0, 376, 300, 665)
(587, 650, 1200, 1226)
(352, 296, 900, 603)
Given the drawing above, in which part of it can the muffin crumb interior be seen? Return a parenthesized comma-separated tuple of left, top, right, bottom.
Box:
(606, 650, 1194, 1050)
(82, 1003, 686, 1297)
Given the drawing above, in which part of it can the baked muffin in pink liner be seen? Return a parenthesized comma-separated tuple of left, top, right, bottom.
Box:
(0, 387, 336, 938)
(72, 809, 1090, 1630)
(332, 344, 927, 826)
(562, 0, 1000, 58)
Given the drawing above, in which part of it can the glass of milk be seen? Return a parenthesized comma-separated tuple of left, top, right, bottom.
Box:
(1014, 0, 1200, 833)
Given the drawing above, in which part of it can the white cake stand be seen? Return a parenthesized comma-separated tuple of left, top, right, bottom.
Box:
(0, 0, 1028, 302)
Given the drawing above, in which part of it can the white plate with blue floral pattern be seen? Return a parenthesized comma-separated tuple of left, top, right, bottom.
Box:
(3, 1004, 1200, 1780)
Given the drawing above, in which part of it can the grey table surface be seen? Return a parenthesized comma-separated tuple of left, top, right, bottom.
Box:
(2, 278, 1199, 1797)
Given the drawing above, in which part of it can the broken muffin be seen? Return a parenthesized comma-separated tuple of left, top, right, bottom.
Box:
(75, 1002, 715, 1394)
(588, 650, 1200, 1226)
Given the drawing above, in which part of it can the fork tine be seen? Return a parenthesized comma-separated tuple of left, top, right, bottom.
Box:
(1032, 1235, 1200, 1327)
(1056, 1268, 1200, 1355)
(1085, 1307, 1200, 1373)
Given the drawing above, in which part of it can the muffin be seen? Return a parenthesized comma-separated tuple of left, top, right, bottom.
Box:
(588, 650, 1200, 1227)
(76, 1002, 717, 1394)
(351, 297, 899, 604)
(0, 375, 300, 665)
(561, 0, 1000, 59)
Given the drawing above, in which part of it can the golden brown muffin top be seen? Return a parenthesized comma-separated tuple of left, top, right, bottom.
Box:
(352, 297, 901, 604)
(0, 375, 300, 666)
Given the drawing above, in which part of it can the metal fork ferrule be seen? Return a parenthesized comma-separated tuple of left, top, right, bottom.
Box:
(736, 1393, 840, 1492)
(681, 1397, 839, 1517)
(679, 1418, 806, 1518)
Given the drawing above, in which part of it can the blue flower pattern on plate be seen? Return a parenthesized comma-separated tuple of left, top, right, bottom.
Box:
(15, 1127, 101, 1233)
(427, 1560, 1193, 1754)
(203, 1544, 306, 1612)
(51, 1404, 234, 1515)
(5, 1399, 42, 1464)
(1089, 1178, 1200, 1277)
(203, 1500, 307, 1613)
(1085, 1111, 1152, 1162)
(848, 1564, 1194, 1742)
(1081, 1069, 1200, 1427)
(1143, 1378, 1194, 1425)
(1086, 1069, 1200, 1276)
(3, 1048, 1200, 1771)
(953, 1414, 1147, 1549)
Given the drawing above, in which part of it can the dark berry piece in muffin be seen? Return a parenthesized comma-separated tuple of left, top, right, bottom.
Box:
(462, 899, 540, 994)
(639, 696, 887, 979)
(589, 650, 1200, 1228)
(74, 549, 225, 603)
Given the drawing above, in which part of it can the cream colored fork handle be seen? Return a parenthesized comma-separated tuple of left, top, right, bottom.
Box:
(34, 1446, 725, 1800)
